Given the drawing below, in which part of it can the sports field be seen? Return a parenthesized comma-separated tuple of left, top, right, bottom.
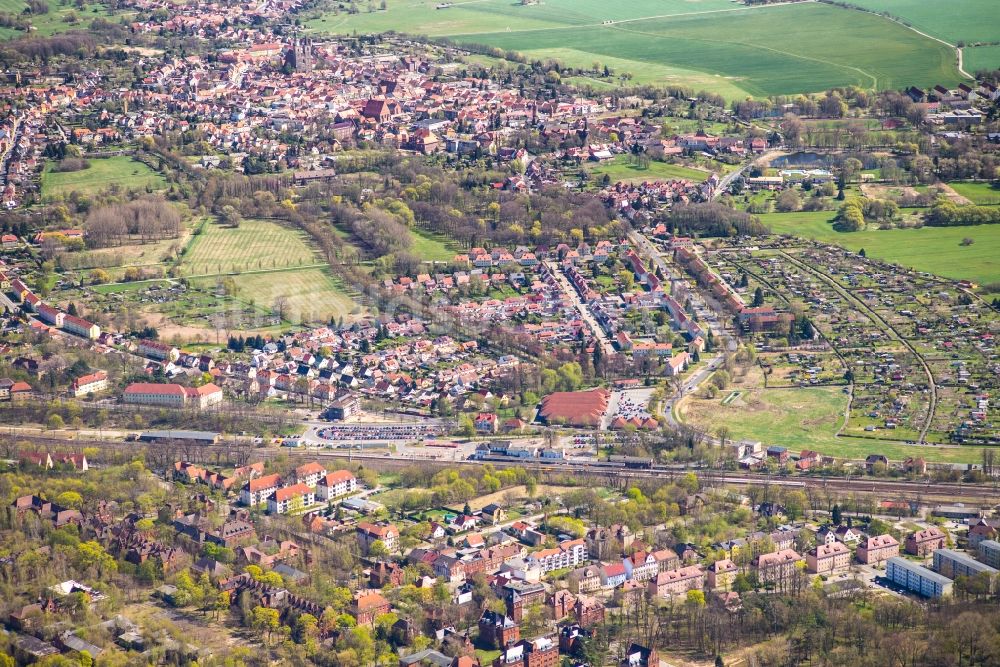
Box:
(759, 211, 1000, 286)
(588, 155, 710, 184)
(41, 156, 166, 201)
(843, 0, 1000, 45)
(309, 1, 965, 97)
(180, 219, 362, 322)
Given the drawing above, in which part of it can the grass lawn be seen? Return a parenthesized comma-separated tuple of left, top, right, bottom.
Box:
(475, 650, 501, 666)
(679, 385, 985, 464)
(759, 211, 1000, 285)
(947, 181, 1000, 206)
(843, 0, 1000, 44)
(308, 1, 963, 98)
(41, 156, 166, 201)
(588, 155, 709, 183)
(411, 228, 458, 263)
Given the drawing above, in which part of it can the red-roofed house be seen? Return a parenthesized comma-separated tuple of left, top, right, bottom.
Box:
(240, 473, 282, 506)
(71, 370, 108, 397)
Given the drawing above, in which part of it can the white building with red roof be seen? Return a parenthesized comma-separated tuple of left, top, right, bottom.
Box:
(316, 470, 357, 501)
(71, 370, 108, 397)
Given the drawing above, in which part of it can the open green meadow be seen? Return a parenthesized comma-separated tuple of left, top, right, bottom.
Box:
(759, 211, 1000, 286)
(964, 45, 1000, 73)
(588, 155, 709, 183)
(843, 0, 1000, 45)
(948, 181, 1000, 206)
(307, 0, 736, 36)
(0, 0, 118, 39)
(680, 384, 985, 464)
(309, 1, 966, 98)
(41, 157, 166, 201)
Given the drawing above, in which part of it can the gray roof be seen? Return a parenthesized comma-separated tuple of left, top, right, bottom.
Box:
(935, 548, 1000, 574)
(141, 430, 219, 441)
(398, 648, 453, 667)
(887, 557, 953, 585)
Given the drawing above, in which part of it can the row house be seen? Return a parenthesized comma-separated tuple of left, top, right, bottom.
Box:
(268, 483, 314, 515)
(623, 551, 659, 582)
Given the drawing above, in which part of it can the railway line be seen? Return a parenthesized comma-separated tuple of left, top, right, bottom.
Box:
(12, 432, 1000, 504)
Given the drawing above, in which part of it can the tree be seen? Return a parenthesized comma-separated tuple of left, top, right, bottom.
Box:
(842, 158, 863, 183)
(686, 589, 706, 607)
(368, 539, 389, 559)
(832, 504, 842, 525)
(775, 189, 801, 212)
(46, 413, 65, 430)
(88, 268, 110, 284)
(250, 606, 280, 644)
(752, 287, 764, 307)
(458, 414, 475, 438)
(55, 491, 83, 508)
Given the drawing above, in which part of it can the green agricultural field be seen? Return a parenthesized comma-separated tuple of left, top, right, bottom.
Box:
(963, 45, 1000, 74)
(948, 181, 1000, 206)
(307, 0, 736, 37)
(844, 0, 1000, 45)
(309, 1, 967, 98)
(588, 155, 710, 183)
(759, 211, 1000, 285)
(679, 385, 985, 464)
(41, 157, 166, 201)
(180, 218, 326, 277)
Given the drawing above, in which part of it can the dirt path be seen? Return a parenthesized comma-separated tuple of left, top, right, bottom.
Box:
(935, 183, 973, 205)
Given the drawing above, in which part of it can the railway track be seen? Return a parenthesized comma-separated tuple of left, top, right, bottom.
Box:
(13, 433, 1000, 504)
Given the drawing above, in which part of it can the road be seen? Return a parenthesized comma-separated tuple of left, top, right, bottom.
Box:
(0, 114, 24, 205)
(544, 260, 616, 357)
(663, 354, 725, 429)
